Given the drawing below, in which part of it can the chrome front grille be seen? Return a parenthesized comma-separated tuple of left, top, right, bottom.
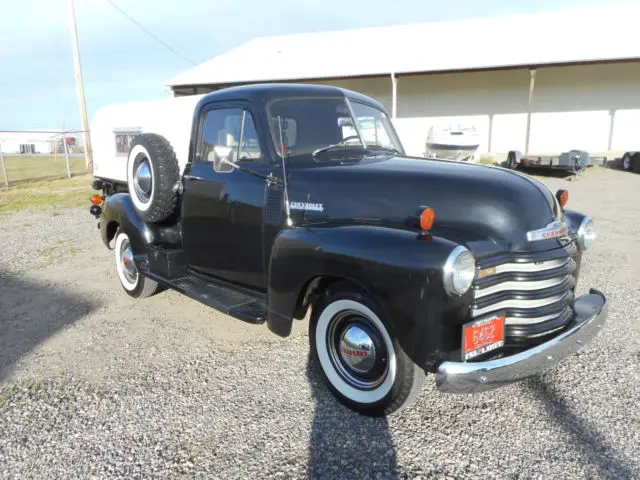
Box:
(471, 251, 577, 337)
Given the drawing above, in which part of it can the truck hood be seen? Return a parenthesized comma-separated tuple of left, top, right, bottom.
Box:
(286, 155, 565, 256)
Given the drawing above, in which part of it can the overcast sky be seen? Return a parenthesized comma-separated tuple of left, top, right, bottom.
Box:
(0, 0, 629, 130)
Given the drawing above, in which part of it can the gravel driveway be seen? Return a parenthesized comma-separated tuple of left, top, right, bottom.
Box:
(1, 167, 639, 479)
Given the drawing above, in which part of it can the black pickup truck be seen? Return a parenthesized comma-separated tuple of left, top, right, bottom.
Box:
(89, 84, 607, 416)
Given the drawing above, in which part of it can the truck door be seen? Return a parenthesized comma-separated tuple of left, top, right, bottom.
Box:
(181, 103, 268, 290)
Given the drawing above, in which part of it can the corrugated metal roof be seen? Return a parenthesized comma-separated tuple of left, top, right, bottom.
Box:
(166, 4, 640, 88)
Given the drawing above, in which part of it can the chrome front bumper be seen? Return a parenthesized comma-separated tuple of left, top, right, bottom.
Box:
(435, 289, 608, 393)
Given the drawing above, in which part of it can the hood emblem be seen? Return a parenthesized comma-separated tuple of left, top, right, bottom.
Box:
(527, 220, 569, 242)
(290, 201, 324, 212)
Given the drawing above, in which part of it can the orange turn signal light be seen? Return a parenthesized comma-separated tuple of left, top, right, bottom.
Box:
(420, 207, 436, 231)
(556, 189, 569, 207)
(90, 194, 104, 206)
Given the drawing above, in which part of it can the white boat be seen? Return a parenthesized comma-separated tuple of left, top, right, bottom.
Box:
(425, 123, 481, 161)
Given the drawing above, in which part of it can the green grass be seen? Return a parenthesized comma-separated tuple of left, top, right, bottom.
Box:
(478, 153, 498, 165)
(1, 155, 87, 185)
(0, 174, 93, 215)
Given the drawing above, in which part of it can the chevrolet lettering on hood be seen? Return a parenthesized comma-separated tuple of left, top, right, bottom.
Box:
(289, 201, 324, 212)
(526, 220, 569, 242)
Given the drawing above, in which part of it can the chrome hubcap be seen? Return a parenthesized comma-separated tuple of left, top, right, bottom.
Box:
(339, 325, 376, 373)
(624, 156, 630, 170)
(134, 156, 152, 202)
(327, 311, 388, 390)
(120, 240, 138, 284)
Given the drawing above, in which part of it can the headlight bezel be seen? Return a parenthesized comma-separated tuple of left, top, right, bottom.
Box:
(577, 216, 596, 251)
(443, 245, 476, 296)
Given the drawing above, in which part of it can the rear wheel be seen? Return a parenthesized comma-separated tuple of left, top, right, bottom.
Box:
(309, 283, 425, 416)
(622, 153, 633, 172)
(114, 231, 159, 298)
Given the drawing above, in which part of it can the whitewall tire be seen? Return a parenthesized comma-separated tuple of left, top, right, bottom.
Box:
(114, 231, 159, 299)
(126, 133, 180, 223)
(127, 144, 155, 214)
(310, 282, 425, 416)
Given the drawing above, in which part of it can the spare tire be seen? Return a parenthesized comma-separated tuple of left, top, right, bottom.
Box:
(127, 133, 180, 223)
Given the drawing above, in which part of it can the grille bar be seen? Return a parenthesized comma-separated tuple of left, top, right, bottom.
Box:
(475, 258, 576, 288)
(474, 275, 569, 299)
(489, 257, 569, 274)
(472, 292, 570, 318)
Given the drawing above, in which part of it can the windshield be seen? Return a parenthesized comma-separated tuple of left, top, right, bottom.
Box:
(267, 97, 403, 162)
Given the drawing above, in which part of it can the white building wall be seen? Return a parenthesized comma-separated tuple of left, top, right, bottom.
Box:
(0, 139, 54, 154)
(314, 62, 640, 157)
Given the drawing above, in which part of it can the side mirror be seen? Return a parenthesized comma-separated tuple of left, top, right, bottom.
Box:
(212, 146, 238, 173)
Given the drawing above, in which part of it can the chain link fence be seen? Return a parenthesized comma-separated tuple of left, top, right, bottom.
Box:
(0, 130, 88, 187)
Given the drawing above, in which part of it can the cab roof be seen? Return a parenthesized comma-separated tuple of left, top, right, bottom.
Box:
(196, 83, 386, 112)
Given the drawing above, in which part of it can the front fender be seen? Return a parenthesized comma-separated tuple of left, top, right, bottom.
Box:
(267, 224, 472, 371)
(100, 193, 181, 255)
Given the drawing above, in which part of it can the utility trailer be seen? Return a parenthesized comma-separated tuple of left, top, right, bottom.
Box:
(506, 149, 606, 174)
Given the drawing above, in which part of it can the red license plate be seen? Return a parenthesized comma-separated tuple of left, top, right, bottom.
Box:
(463, 315, 505, 361)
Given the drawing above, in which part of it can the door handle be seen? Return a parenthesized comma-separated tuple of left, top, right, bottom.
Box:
(184, 175, 205, 181)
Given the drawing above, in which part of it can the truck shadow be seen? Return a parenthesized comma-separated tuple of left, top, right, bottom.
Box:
(306, 354, 399, 479)
(526, 377, 635, 479)
(0, 271, 98, 382)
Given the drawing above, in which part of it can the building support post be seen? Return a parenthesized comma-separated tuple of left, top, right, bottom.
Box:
(391, 73, 398, 119)
(487, 113, 494, 154)
(524, 68, 537, 155)
(607, 109, 615, 151)
(68, 0, 94, 173)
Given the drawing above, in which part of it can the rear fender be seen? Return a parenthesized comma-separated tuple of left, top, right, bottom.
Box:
(100, 193, 181, 255)
(267, 224, 471, 371)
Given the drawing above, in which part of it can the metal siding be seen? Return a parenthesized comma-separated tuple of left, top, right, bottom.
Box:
(166, 5, 640, 88)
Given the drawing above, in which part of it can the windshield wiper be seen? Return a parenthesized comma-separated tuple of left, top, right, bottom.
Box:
(367, 145, 402, 155)
(312, 143, 366, 158)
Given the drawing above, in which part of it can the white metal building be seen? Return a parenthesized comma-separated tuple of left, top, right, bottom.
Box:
(0, 130, 84, 155)
(0, 131, 57, 155)
(165, 4, 640, 158)
(0, 129, 78, 155)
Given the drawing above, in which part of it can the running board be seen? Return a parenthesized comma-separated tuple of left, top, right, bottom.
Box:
(171, 276, 267, 324)
(139, 247, 267, 324)
(140, 246, 267, 324)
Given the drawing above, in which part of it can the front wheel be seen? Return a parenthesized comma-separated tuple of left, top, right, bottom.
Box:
(310, 283, 425, 416)
(114, 231, 159, 298)
(622, 153, 633, 172)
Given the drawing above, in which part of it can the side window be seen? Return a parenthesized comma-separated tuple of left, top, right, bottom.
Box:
(200, 108, 262, 168)
(340, 116, 391, 146)
(239, 112, 262, 161)
(357, 117, 392, 147)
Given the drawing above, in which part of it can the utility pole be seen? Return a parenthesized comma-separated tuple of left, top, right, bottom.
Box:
(68, 0, 94, 172)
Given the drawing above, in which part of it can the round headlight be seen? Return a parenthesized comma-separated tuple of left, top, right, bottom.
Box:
(577, 217, 596, 250)
(443, 246, 476, 296)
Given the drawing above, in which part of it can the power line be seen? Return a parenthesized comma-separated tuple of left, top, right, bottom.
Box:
(104, 0, 197, 66)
